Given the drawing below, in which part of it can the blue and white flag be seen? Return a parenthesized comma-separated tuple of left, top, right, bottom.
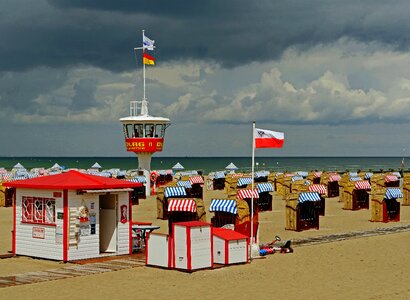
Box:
(143, 34, 155, 50)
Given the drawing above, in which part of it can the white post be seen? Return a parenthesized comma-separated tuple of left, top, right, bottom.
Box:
(250, 121, 256, 260)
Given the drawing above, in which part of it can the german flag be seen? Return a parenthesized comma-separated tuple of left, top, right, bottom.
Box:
(143, 53, 155, 65)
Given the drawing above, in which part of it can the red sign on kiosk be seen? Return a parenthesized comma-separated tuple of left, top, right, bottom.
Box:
(125, 138, 164, 152)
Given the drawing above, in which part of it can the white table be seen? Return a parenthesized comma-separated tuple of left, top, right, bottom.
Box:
(132, 225, 160, 252)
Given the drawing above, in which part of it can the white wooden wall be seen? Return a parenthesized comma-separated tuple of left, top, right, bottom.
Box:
(227, 239, 247, 264)
(116, 192, 130, 255)
(174, 225, 187, 269)
(15, 188, 64, 260)
(146, 234, 170, 268)
(190, 226, 212, 270)
(174, 224, 212, 270)
(212, 236, 226, 264)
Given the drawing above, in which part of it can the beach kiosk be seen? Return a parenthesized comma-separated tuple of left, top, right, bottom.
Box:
(120, 32, 171, 197)
(3, 170, 141, 262)
(371, 188, 403, 222)
(285, 192, 321, 231)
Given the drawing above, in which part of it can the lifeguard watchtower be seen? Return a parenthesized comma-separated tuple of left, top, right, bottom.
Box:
(120, 31, 170, 196)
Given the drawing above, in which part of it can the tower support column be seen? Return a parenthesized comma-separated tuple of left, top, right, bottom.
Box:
(137, 152, 153, 196)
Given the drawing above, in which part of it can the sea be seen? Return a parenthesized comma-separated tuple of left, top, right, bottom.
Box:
(0, 157, 407, 175)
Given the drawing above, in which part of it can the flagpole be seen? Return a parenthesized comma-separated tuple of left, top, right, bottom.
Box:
(142, 29, 146, 102)
(250, 121, 256, 261)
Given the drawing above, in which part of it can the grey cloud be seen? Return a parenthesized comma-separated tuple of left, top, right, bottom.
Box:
(2, 1, 410, 73)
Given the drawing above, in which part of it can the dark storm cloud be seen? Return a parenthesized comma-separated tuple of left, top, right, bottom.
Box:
(2, 1, 410, 73)
(70, 78, 98, 111)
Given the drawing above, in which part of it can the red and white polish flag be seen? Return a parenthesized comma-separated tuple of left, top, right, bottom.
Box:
(254, 128, 284, 148)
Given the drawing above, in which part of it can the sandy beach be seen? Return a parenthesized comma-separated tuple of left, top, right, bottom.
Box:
(1, 185, 410, 299)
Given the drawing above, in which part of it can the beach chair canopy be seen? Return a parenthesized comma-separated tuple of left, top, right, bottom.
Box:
(177, 180, 192, 189)
(329, 174, 341, 182)
(385, 188, 403, 199)
(116, 170, 126, 177)
(308, 184, 327, 195)
(349, 176, 362, 182)
(349, 172, 358, 177)
(172, 162, 184, 170)
(314, 171, 322, 178)
(257, 183, 274, 193)
(214, 171, 226, 179)
(392, 172, 401, 178)
(1, 173, 13, 181)
(15, 170, 30, 178)
(164, 186, 187, 197)
(12, 176, 27, 181)
(296, 171, 308, 177)
(158, 170, 167, 176)
(364, 172, 373, 180)
(298, 192, 321, 203)
(189, 175, 204, 185)
(237, 189, 259, 199)
(225, 162, 238, 170)
(254, 170, 270, 178)
(94, 172, 112, 178)
(180, 170, 198, 176)
(168, 199, 197, 212)
(127, 176, 146, 183)
(292, 175, 304, 182)
(385, 175, 399, 182)
(210, 199, 238, 214)
(237, 177, 253, 186)
(354, 180, 371, 190)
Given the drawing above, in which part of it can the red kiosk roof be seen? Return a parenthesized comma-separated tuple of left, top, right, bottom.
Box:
(2, 170, 142, 190)
(212, 228, 248, 241)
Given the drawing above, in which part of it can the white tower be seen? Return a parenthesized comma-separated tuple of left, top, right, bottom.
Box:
(120, 31, 170, 196)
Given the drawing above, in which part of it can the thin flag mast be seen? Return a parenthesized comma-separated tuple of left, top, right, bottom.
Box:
(134, 29, 155, 116)
(250, 123, 285, 261)
(250, 121, 256, 260)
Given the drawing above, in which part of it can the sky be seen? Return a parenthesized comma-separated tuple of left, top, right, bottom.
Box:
(1, 0, 410, 157)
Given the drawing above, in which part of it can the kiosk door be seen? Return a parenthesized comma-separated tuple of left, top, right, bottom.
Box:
(100, 194, 118, 253)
